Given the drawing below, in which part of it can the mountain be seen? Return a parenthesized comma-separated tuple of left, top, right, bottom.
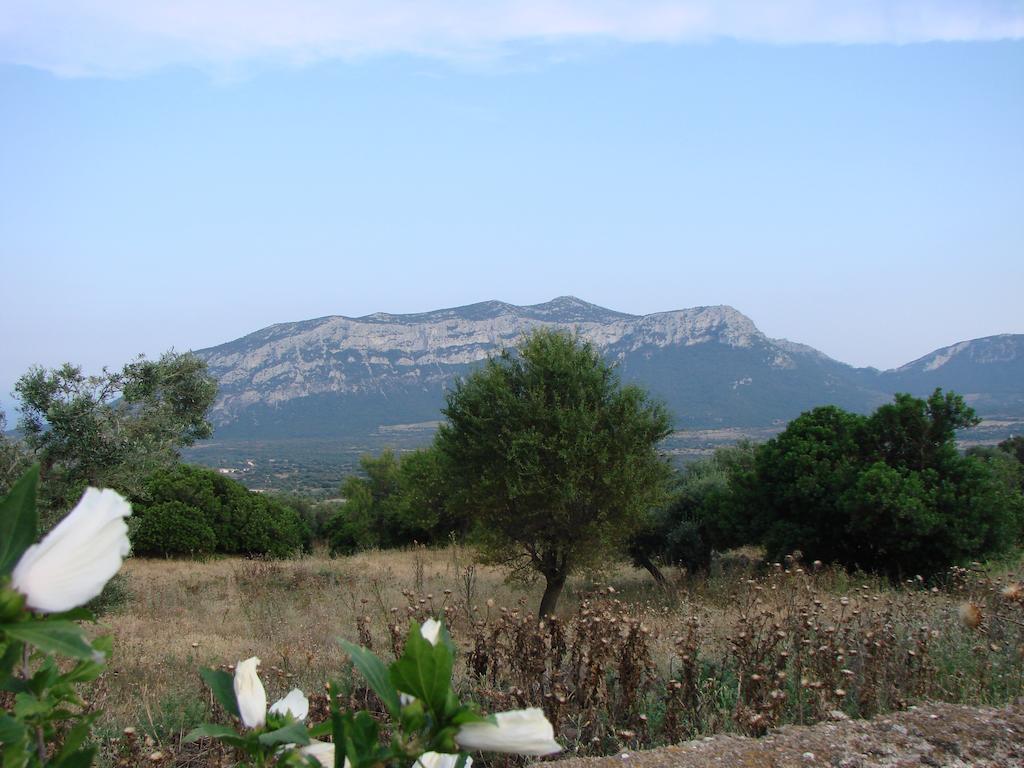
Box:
(874, 334, 1024, 416)
(193, 297, 1022, 439)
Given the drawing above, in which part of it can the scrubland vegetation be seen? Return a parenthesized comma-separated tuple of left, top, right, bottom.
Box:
(83, 545, 1023, 766)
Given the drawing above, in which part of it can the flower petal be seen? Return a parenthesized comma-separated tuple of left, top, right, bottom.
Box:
(417, 752, 472, 768)
(420, 618, 442, 646)
(234, 657, 267, 728)
(456, 709, 561, 756)
(11, 488, 131, 613)
(301, 740, 351, 768)
(269, 688, 309, 721)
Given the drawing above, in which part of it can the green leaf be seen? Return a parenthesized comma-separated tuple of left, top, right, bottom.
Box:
(13, 692, 50, 719)
(0, 674, 29, 695)
(338, 639, 401, 718)
(399, 698, 426, 734)
(51, 747, 96, 768)
(184, 723, 247, 747)
(389, 622, 453, 715)
(0, 713, 26, 744)
(64, 637, 109, 683)
(55, 714, 98, 760)
(0, 621, 96, 661)
(328, 680, 346, 768)
(63, 660, 105, 685)
(449, 705, 487, 726)
(0, 639, 23, 678)
(199, 667, 240, 718)
(2, 738, 30, 768)
(47, 608, 95, 624)
(307, 721, 333, 739)
(258, 720, 310, 747)
(348, 711, 379, 756)
(0, 466, 39, 576)
(29, 661, 60, 693)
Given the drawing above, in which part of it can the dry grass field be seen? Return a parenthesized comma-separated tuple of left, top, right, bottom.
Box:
(87, 546, 1024, 766)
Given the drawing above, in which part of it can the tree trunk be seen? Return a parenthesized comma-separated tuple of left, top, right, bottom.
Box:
(538, 570, 567, 619)
(634, 550, 666, 584)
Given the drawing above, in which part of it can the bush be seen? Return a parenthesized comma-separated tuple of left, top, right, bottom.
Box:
(234, 494, 312, 558)
(324, 516, 366, 556)
(132, 465, 311, 557)
(265, 491, 338, 539)
(739, 390, 1023, 577)
(132, 500, 218, 556)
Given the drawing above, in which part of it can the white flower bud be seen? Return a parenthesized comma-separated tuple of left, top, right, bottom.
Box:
(269, 688, 309, 721)
(417, 752, 472, 768)
(11, 488, 131, 614)
(234, 657, 267, 728)
(420, 618, 442, 645)
(302, 740, 352, 767)
(456, 708, 561, 756)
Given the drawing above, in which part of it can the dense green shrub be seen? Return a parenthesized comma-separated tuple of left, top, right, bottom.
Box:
(265, 491, 339, 538)
(132, 500, 218, 556)
(237, 494, 314, 558)
(738, 390, 1023, 577)
(131, 464, 311, 557)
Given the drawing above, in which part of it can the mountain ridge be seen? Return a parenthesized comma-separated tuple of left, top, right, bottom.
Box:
(193, 297, 1022, 439)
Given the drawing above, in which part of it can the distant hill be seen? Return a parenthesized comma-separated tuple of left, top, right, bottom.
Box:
(193, 297, 1023, 439)
(873, 334, 1024, 416)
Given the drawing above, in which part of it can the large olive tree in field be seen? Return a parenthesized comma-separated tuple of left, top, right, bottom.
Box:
(435, 329, 673, 617)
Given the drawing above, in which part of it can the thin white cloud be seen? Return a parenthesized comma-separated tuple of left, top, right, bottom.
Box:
(2, 0, 1022, 77)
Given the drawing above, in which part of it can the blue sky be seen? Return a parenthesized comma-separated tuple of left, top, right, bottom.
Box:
(1, 2, 1022, 418)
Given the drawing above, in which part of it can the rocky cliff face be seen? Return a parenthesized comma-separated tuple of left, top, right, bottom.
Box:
(193, 298, 1022, 438)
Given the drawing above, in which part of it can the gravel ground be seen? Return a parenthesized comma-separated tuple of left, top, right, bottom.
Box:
(543, 702, 1024, 768)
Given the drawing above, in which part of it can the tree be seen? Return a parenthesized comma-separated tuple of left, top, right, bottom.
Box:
(999, 435, 1024, 471)
(742, 405, 866, 566)
(861, 390, 979, 472)
(434, 329, 673, 617)
(330, 450, 404, 553)
(393, 446, 466, 542)
(325, 447, 465, 555)
(326, 478, 376, 555)
(964, 445, 1024, 536)
(739, 389, 1021, 577)
(14, 351, 217, 512)
(0, 411, 31, 496)
(631, 440, 757, 577)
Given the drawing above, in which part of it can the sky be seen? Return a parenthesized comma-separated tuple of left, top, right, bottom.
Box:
(1, 1, 1023, 418)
